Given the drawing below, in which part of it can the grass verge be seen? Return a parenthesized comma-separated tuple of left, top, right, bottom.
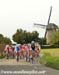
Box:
(39, 49, 59, 70)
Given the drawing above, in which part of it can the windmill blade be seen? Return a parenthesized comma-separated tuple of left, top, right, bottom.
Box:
(45, 6, 52, 37)
(47, 6, 52, 25)
(34, 23, 47, 29)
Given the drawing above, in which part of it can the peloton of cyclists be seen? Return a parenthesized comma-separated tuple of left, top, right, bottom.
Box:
(4, 41, 41, 63)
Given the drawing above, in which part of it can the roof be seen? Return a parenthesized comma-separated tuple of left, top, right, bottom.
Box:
(46, 23, 58, 30)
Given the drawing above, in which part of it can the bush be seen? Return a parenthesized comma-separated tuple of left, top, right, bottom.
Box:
(39, 53, 59, 70)
(0, 55, 5, 59)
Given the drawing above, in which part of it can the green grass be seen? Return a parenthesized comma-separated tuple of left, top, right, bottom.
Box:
(39, 48, 59, 70)
(41, 48, 59, 57)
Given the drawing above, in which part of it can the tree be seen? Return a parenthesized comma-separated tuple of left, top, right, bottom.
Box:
(0, 34, 12, 44)
(0, 34, 4, 43)
(2, 37, 12, 45)
(38, 38, 46, 45)
(50, 31, 59, 46)
(12, 29, 39, 44)
(13, 29, 24, 44)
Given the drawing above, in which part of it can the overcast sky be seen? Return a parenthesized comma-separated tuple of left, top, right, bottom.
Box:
(0, 0, 59, 41)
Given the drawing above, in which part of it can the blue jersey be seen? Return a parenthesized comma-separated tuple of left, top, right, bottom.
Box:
(16, 46, 20, 52)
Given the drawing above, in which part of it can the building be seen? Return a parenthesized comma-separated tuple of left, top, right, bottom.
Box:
(45, 23, 59, 44)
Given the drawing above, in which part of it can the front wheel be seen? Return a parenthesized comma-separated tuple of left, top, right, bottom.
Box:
(16, 55, 19, 62)
(6, 53, 9, 59)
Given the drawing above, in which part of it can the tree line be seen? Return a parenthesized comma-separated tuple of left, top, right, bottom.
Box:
(0, 28, 59, 46)
(0, 34, 11, 45)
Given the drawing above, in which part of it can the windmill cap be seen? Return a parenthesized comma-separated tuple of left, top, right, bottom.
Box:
(47, 23, 58, 30)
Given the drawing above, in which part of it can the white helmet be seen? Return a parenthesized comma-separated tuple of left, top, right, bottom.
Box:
(31, 41, 35, 44)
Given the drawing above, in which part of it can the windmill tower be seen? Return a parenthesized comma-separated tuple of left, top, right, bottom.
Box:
(34, 6, 59, 44)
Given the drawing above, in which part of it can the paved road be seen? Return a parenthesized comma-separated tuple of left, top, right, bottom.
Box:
(0, 59, 59, 75)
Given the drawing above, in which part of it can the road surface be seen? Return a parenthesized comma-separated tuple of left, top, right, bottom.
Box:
(0, 59, 59, 75)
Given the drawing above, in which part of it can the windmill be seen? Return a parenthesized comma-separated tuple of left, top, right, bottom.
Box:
(34, 6, 59, 44)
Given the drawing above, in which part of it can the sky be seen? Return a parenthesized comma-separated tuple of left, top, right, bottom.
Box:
(0, 0, 59, 42)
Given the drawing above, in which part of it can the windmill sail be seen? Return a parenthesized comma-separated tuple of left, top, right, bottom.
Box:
(47, 6, 52, 25)
(33, 6, 53, 39)
(34, 23, 46, 28)
(45, 6, 52, 37)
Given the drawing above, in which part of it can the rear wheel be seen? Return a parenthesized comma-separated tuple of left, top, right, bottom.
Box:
(16, 52, 19, 62)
